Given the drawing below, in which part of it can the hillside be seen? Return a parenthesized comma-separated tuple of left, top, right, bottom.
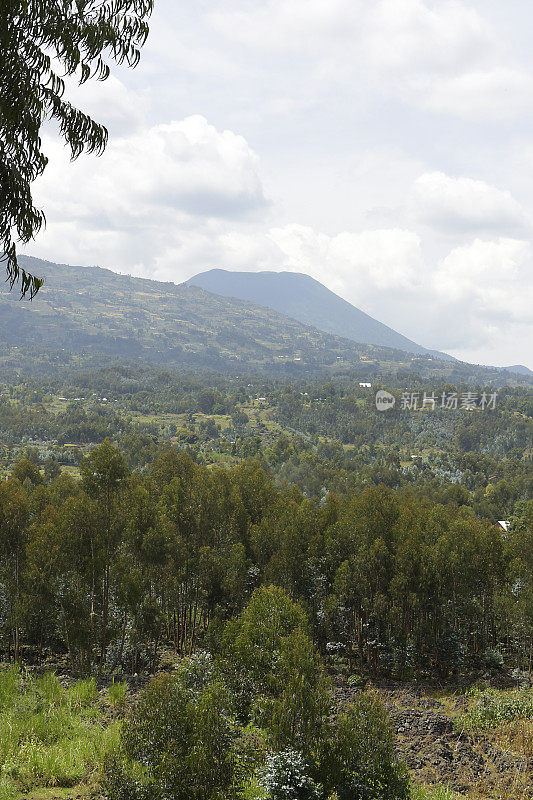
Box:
(505, 364, 533, 376)
(1, 256, 526, 385)
(1, 255, 409, 374)
(188, 268, 452, 359)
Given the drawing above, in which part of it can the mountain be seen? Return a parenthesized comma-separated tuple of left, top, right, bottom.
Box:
(504, 365, 533, 376)
(1, 256, 524, 385)
(188, 269, 453, 360)
(0, 255, 424, 375)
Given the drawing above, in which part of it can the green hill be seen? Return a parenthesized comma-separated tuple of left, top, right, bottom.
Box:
(0, 256, 525, 385)
(0, 256, 399, 373)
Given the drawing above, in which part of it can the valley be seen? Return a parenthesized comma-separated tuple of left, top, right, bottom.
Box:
(0, 261, 531, 800)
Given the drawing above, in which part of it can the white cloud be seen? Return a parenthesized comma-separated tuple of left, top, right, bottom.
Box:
(412, 171, 528, 233)
(363, 0, 492, 77)
(33, 113, 266, 249)
(434, 238, 532, 321)
(207, 0, 533, 122)
(61, 75, 151, 137)
(28, 114, 268, 276)
(422, 68, 533, 121)
(210, 0, 490, 68)
(423, 237, 533, 362)
(208, 0, 364, 52)
(266, 225, 421, 297)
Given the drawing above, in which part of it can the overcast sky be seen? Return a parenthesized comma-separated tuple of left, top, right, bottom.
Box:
(26, 0, 533, 368)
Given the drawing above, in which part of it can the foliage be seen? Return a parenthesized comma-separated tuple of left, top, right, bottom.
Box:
(319, 693, 409, 800)
(0, 667, 119, 799)
(221, 585, 310, 701)
(108, 596, 407, 800)
(252, 628, 330, 757)
(260, 750, 322, 800)
(481, 648, 504, 671)
(0, 3, 153, 297)
(107, 667, 235, 800)
(458, 687, 533, 730)
(0, 434, 530, 676)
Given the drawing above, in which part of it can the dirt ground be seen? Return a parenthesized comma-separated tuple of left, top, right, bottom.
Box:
(334, 679, 532, 799)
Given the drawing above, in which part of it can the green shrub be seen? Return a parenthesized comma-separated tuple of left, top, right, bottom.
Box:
(253, 629, 330, 757)
(105, 668, 235, 800)
(233, 723, 270, 791)
(434, 631, 465, 678)
(221, 585, 310, 707)
(260, 749, 322, 800)
(319, 692, 409, 800)
(481, 648, 504, 671)
(347, 674, 367, 690)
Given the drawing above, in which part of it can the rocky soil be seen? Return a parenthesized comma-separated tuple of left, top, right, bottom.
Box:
(334, 680, 532, 799)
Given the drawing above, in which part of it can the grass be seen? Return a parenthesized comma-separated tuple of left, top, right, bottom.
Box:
(0, 667, 121, 800)
(411, 786, 462, 800)
(457, 687, 533, 731)
(450, 687, 533, 798)
(105, 680, 128, 712)
(6, 787, 94, 800)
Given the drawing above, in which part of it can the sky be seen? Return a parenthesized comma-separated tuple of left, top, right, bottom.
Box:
(25, 0, 533, 368)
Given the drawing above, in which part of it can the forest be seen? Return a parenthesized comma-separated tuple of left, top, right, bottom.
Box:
(0, 366, 531, 800)
(0, 439, 531, 676)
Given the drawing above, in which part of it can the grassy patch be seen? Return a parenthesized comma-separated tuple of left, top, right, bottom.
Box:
(457, 687, 533, 731)
(105, 680, 128, 712)
(0, 667, 120, 800)
(410, 786, 462, 800)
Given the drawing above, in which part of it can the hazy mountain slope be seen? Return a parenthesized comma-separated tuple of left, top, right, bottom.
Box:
(1, 255, 410, 373)
(504, 365, 533, 376)
(0, 257, 525, 385)
(188, 269, 452, 359)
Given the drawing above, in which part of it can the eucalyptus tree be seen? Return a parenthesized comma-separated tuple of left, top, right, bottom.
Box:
(0, 1, 154, 297)
(0, 478, 30, 661)
(80, 438, 129, 670)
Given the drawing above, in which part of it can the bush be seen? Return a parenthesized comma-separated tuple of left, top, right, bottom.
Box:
(347, 674, 367, 690)
(434, 631, 465, 678)
(176, 650, 217, 695)
(105, 667, 235, 800)
(481, 648, 504, 672)
(253, 629, 330, 757)
(319, 692, 409, 800)
(221, 585, 310, 706)
(260, 750, 322, 800)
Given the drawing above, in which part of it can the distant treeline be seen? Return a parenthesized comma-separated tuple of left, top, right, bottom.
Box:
(1, 369, 531, 525)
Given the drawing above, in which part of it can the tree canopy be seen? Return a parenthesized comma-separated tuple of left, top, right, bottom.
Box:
(0, 1, 154, 297)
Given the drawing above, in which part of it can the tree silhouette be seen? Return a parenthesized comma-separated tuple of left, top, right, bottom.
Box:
(0, 1, 153, 297)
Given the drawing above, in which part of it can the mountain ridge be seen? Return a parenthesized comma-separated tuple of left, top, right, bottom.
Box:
(5, 255, 430, 375)
(187, 268, 453, 361)
(1, 255, 526, 385)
